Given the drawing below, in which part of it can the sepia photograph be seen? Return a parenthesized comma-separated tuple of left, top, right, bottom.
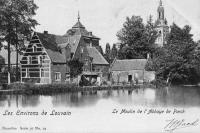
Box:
(0, 0, 200, 132)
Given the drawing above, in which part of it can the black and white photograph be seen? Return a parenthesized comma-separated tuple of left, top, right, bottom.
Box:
(0, 0, 200, 132)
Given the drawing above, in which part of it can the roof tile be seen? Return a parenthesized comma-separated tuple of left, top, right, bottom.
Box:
(86, 46, 109, 65)
(111, 59, 147, 71)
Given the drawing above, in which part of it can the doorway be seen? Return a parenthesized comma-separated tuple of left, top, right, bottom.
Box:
(128, 75, 132, 82)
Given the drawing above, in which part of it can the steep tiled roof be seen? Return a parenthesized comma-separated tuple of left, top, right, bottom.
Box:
(86, 46, 109, 65)
(111, 59, 147, 71)
(58, 35, 81, 53)
(64, 20, 100, 39)
(37, 32, 68, 51)
(45, 49, 66, 63)
(72, 21, 85, 29)
(36, 32, 68, 63)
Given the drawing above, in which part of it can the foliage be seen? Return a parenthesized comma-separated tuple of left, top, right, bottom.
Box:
(0, 66, 20, 83)
(0, 0, 38, 81)
(104, 43, 111, 63)
(117, 15, 157, 59)
(68, 59, 84, 78)
(147, 23, 200, 85)
(0, 0, 38, 43)
(0, 55, 5, 65)
(110, 44, 118, 62)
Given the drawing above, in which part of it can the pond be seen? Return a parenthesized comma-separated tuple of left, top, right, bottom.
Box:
(0, 86, 200, 108)
(0, 86, 200, 132)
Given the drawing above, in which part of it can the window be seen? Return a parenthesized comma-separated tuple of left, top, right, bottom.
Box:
(55, 72, 61, 81)
(23, 57, 28, 64)
(28, 56, 32, 64)
(26, 68, 30, 78)
(38, 55, 42, 64)
(65, 73, 70, 82)
(41, 69, 45, 77)
(85, 59, 88, 66)
(33, 45, 37, 52)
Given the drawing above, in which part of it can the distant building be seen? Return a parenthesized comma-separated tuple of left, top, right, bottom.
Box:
(110, 59, 155, 84)
(155, 0, 169, 47)
(20, 14, 108, 84)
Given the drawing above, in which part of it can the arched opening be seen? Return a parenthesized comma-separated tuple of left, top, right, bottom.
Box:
(33, 45, 37, 52)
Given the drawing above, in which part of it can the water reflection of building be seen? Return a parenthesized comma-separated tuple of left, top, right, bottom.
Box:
(52, 92, 99, 107)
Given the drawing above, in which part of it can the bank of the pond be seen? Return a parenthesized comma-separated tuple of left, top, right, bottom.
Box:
(0, 83, 156, 95)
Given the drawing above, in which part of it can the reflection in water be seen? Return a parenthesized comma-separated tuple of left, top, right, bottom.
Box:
(52, 91, 99, 107)
(0, 86, 200, 108)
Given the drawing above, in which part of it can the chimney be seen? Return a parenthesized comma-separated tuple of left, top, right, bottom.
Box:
(44, 30, 48, 34)
(88, 32, 92, 36)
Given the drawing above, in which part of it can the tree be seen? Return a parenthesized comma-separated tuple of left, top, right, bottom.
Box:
(0, 0, 38, 83)
(145, 15, 158, 52)
(104, 43, 111, 63)
(116, 15, 157, 59)
(110, 44, 118, 61)
(0, 55, 5, 69)
(148, 23, 200, 84)
(68, 59, 84, 78)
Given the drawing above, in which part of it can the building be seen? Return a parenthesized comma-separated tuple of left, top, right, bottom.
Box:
(20, 14, 109, 84)
(155, 0, 169, 47)
(110, 59, 155, 84)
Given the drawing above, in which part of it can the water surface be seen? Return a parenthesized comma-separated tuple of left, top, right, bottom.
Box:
(1, 86, 200, 108)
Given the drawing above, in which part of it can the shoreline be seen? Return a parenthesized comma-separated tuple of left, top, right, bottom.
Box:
(0, 83, 155, 95)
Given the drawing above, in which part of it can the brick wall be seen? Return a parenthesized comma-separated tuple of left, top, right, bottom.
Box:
(51, 63, 69, 83)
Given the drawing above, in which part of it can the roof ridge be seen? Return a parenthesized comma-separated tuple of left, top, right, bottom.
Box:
(116, 59, 147, 61)
(36, 31, 66, 37)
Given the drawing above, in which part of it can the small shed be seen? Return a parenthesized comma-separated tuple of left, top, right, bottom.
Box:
(110, 59, 155, 84)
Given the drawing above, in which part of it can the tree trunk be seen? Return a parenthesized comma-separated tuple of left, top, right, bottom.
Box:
(8, 40, 11, 84)
(16, 43, 18, 81)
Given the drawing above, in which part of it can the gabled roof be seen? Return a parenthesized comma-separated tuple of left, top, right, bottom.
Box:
(35, 32, 67, 63)
(111, 59, 147, 71)
(45, 49, 66, 63)
(86, 46, 109, 65)
(58, 35, 81, 53)
(36, 32, 68, 51)
(60, 19, 100, 57)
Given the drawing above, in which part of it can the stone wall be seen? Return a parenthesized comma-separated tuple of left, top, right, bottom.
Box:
(111, 70, 155, 84)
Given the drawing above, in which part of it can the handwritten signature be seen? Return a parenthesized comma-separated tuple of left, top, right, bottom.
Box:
(164, 118, 199, 132)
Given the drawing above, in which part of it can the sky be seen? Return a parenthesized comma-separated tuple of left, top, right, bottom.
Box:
(34, 0, 200, 49)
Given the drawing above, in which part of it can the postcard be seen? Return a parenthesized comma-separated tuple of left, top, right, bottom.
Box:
(0, 0, 200, 133)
